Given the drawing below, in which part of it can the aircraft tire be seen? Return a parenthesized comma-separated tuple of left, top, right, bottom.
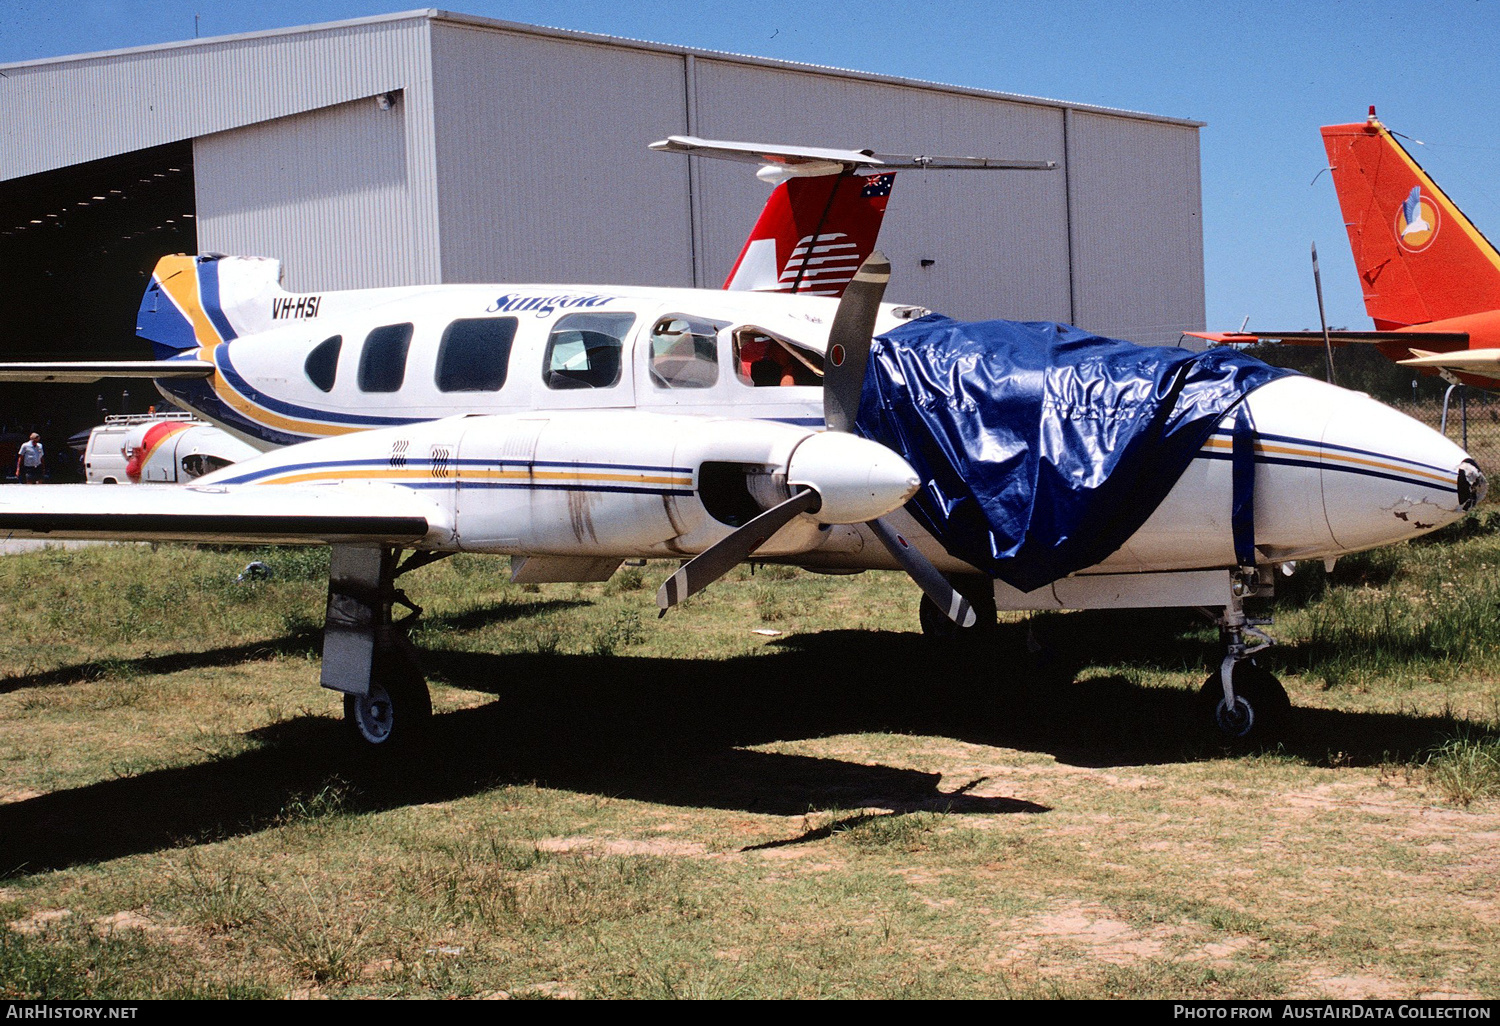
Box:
(1199, 660, 1291, 743)
(343, 664, 432, 749)
(918, 577, 997, 639)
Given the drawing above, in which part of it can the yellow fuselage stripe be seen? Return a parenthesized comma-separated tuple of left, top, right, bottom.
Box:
(1201, 437, 1451, 486)
(253, 467, 693, 487)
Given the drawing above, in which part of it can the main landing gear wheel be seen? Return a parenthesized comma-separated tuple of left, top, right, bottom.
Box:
(343, 659, 432, 749)
(918, 577, 997, 639)
(1198, 661, 1290, 743)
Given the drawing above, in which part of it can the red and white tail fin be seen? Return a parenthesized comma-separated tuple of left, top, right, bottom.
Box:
(724, 173, 896, 296)
(1322, 108, 1500, 329)
(650, 135, 1053, 299)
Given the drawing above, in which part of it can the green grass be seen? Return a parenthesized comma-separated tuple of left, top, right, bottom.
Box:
(0, 535, 1498, 998)
(1426, 732, 1500, 806)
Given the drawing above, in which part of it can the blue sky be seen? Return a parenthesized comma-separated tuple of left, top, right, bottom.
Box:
(5, 0, 1498, 333)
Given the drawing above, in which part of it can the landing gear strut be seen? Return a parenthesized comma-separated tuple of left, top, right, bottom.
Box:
(1201, 572, 1289, 741)
(322, 546, 435, 748)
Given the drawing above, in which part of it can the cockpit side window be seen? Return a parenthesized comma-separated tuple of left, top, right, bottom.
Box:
(436, 317, 517, 392)
(358, 323, 414, 393)
(543, 312, 635, 390)
(733, 328, 823, 387)
(304, 335, 341, 393)
(648, 314, 723, 389)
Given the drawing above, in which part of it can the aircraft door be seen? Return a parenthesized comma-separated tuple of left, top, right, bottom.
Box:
(139, 432, 182, 483)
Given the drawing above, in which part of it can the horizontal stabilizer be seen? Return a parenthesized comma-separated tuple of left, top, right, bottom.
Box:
(1397, 348, 1500, 381)
(0, 483, 434, 545)
(651, 136, 1054, 174)
(0, 360, 216, 383)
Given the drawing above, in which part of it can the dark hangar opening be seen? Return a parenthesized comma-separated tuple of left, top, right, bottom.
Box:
(0, 141, 196, 477)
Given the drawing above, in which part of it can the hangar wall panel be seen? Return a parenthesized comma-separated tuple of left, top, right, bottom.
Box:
(194, 95, 419, 292)
(4, 10, 1207, 343)
(430, 22, 694, 287)
(688, 60, 1073, 323)
(1065, 111, 1206, 345)
(1, 16, 435, 182)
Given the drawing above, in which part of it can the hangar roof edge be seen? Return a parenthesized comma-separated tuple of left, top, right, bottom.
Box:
(0, 7, 1206, 130)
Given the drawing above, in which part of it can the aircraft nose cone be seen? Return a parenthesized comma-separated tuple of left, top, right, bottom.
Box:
(786, 431, 920, 524)
(1315, 386, 1477, 550)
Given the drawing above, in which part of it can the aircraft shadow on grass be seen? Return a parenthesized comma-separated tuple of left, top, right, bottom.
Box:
(1, 611, 1489, 875)
(0, 599, 585, 695)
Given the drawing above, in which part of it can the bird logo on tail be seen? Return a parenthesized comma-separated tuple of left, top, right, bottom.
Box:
(1396, 185, 1439, 251)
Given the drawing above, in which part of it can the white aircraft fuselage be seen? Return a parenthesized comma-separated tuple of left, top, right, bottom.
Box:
(128, 273, 1479, 589)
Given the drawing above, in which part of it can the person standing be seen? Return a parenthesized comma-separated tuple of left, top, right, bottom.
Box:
(15, 433, 43, 484)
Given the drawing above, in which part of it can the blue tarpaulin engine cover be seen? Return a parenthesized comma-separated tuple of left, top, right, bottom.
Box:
(853, 315, 1297, 593)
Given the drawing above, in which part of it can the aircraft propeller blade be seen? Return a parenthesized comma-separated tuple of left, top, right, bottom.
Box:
(656, 489, 821, 614)
(867, 516, 977, 627)
(660, 252, 980, 629)
(822, 252, 891, 433)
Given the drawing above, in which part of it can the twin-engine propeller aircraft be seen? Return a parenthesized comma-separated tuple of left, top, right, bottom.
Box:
(0, 137, 1484, 751)
(1189, 107, 1500, 388)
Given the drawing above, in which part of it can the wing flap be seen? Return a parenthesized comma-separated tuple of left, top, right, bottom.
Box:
(0, 484, 437, 545)
(0, 361, 215, 383)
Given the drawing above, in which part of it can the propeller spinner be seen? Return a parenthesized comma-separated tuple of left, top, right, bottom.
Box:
(656, 253, 980, 628)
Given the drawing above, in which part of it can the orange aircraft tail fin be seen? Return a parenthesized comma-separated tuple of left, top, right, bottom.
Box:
(1322, 109, 1500, 329)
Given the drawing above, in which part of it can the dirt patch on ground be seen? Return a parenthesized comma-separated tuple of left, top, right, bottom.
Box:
(533, 835, 708, 858)
(995, 901, 1168, 967)
(92, 910, 193, 943)
(1299, 969, 1412, 1000)
(510, 981, 580, 999)
(8, 909, 71, 934)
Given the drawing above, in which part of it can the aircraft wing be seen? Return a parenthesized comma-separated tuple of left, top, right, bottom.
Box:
(0, 360, 216, 382)
(0, 482, 439, 545)
(1185, 330, 1469, 348)
(650, 135, 1054, 172)
(1397, 348, 1500, 382)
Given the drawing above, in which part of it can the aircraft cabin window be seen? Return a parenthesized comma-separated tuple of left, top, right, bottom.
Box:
(435, 317, 518, 392)
(648, 315, 723, 389)
(543, 312, 635, 390)
(358, 323, 414, 393)
(304, 335, 342, 393)
(733, 328, 823, 387)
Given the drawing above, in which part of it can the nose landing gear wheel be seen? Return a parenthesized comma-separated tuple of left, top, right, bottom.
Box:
(1199, 661, 1290, 743)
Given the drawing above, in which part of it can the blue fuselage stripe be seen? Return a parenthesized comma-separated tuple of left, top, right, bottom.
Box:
(197, 261, 239, 342)
(1196, 450, 1457, 493)
(216, 457, 694, 486)
(215, 349, 417, 427)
